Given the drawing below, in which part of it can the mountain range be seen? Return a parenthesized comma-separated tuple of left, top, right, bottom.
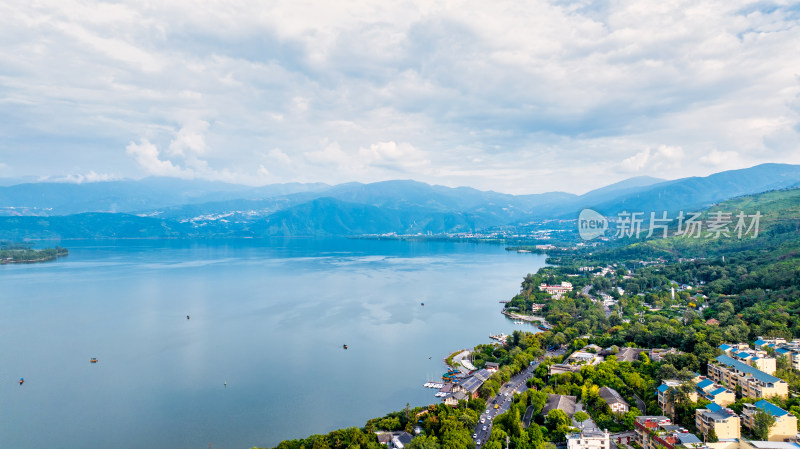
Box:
(1, 163, 798, 239)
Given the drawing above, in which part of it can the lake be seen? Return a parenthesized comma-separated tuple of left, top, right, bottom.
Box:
(0, 238, 546, 449)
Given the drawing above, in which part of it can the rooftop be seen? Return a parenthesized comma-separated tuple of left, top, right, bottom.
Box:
(714, 355, 782, 384)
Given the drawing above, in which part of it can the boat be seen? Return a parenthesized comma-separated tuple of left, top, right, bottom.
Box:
(420, 302, 425, 306)
(18, 378, 24, 385)
(90, 358, 98, 363)
(186, 315, 190, 320)
(343, 344, 348, 350)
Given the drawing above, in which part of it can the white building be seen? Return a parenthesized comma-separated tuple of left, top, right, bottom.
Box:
(567, 430, 610, 449)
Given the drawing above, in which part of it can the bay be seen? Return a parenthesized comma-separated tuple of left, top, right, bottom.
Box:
(0, 238, 546, 449)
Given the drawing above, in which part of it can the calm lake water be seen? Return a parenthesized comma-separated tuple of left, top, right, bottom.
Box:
(0, 238, 545, 449)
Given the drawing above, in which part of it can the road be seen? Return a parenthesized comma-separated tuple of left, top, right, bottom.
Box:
(582, 284, 612, 318)
(472, 349, 565, 445)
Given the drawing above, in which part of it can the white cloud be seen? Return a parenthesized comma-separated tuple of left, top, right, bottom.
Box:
(620, 145, 685, 173)
(125, 139, 189, 177)
(2, 1, 800, 193)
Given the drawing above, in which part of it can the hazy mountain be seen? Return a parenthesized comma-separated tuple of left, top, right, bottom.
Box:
(0, 163, 798, 239)
(0, 178, 330, 215)
(585, 163, 800, 216)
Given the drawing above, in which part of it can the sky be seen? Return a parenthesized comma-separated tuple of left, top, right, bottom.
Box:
(1, 0, 799, 194)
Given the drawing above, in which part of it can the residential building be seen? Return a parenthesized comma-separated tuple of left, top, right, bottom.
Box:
(695, 403, 741, 440)
(542, 394, 577, 418)
(741, 400, 799, 442)
(598, 386, 629, 414)
(755, 338, 800, 371)
(708, 355, 788, 399)
(694, 376, 736, 406)
(718, 344, 777, 375)
(485, 362, 499, 372)
(391, 432, 414, 449)
(635, 416, 704, 449)
(567, 430, 610, 449)
(657, 380, 698, 417)
(444, 391, 467, 406)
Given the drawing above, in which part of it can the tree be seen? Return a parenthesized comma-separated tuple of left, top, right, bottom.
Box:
(574, 411, 591, 427)
(408, 435, 441, 449)
(753, 409, 777, 441)
(707, 428, 719, 443)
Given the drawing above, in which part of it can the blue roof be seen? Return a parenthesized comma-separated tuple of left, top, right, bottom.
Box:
(657, 384, 670, 393)
(710, 387, 728, 396)
(755, 400, 789, 417)
(719, 344, 732, 350)
(697, 379, 714, 389)
(715, 355, 781, 384)
(768, 343, 776, 348)
(776, 348, 790, 354)
(754, 339, 766, 346)
(752, 356, 760, 361)
(737, 351, 752, 358)
(707, 403, 722, 413)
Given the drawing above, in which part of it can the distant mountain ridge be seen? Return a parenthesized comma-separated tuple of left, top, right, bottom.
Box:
(0, 163, 798, 238)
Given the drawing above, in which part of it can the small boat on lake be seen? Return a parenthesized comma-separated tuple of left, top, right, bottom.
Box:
(19, 378, 24, 385)
(343, 344, 348, 350)
(421, 302, 424, 306)
(90, 358, 98, 363)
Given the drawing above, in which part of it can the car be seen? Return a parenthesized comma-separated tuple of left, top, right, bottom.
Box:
(473, 434, 478, 439)
(483, 426, 488, 431)
(480, 418, 485, 423)
(477, 442, 481, 446)
(494, 404, 499, 409)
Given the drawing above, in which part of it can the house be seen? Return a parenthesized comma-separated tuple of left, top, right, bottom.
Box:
(391, 432, 414, 449)
(444, 391, 467, 406)
(485, 362, 499, 372)
(649, 348, 684, 362)
(566, 430, 610, 449)
(708, 355, 788, 399)
(542, 394, 577, 418)
(616, 347, 644, 363)
(706, 318, 720, 326)
(695, 403, 741, 440)
(376, 432, 393, 445)
(741, 400, 799, 442)
(598, 386, 629, 414)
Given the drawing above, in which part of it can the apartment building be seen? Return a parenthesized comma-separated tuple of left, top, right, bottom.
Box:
(657, 380, 698, 417)
(694, 376, 736, 407)
(634, 416, 703, 449)
(707, 355, 788, 399)
(695, 403, 741, 440)
(741, 400, 798, 442)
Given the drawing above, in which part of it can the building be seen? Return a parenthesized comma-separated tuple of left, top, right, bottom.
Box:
(741, 400, 799, 442)
(634, 416, 703, 449)
(718, 344, 777, 375)
(391, 432, 414, 449)
(694, 376, 736, 407)
(539, 282, 574, 297)
(549, 364, 582, 375)
(542, 394, 577, 418)
(567, 430, 610, 449)
(485, 362, 499, 372)
(695, 403, 741, 440)
(708, 355, 788, 399)
(616, 347, 644, 363)
(598, 386, 629, 414)
(444, 391, 468, 406)
(755, 338, 800, 371)
(657, 380, 698, 417)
